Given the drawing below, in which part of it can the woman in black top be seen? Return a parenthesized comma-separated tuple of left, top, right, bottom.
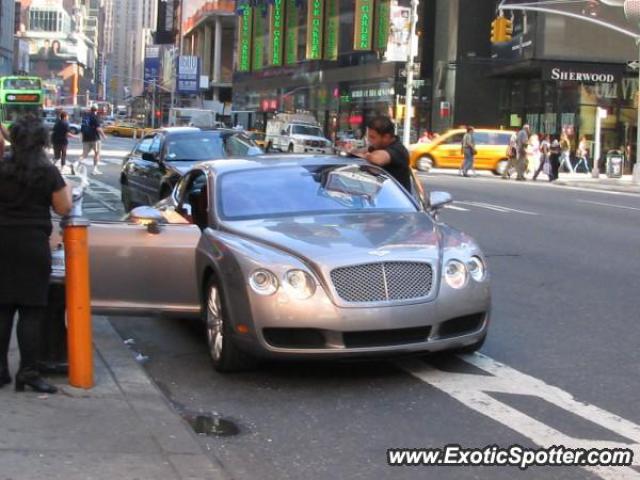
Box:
(0, 116, 72, 393)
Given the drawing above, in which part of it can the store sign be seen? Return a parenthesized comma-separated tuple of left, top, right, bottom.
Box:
(384, 4, 411, 62)
(237, 4, 253, 72)
(324, 0, 339, 61)
(543, 63, 623, 84)
(176, 56, 200, 94)
(285, 0, 298, 64)
(351, 86, 394, 99)
(354, 0, 374, 50)
(253, 4, 267, 71)
(5, 94, 40, 103)
(375, 0, 391, 51)
(269, 0, 285, 66)
(306, 0, 325, 60)
(143, 48, 160, 85)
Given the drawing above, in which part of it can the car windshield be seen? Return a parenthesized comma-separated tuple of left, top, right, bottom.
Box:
(292, 125, 323, 137)
(165, 132, 225, 161)
(218, 164, 418, 221)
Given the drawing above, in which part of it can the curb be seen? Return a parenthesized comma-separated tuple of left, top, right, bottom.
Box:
(93, 316, 231, 480)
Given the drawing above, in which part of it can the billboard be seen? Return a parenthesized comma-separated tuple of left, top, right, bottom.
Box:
(384, 3, 411, 62)
(155, 0, 178, 44)
(144, 47, 161, 91)
(177, 56, 200, 94)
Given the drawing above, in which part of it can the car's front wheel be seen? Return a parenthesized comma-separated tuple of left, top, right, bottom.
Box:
(121, 184, 135, 212)
(416, 154, 434, 172)
(204, 278, 256, 372)
(111, 130, 119, 137)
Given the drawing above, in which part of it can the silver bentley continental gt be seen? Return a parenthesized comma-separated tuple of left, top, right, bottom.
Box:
(56, 156, 491, 372)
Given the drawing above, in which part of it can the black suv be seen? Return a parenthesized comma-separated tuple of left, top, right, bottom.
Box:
(120, 127, 262, 211)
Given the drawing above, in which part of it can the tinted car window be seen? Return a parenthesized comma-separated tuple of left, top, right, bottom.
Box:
(218, 165, 418, 221)
(165, 132, 225, 161)
(134, 137, 154, 155)
(292, 125, 324, 137)
(225, 133, 262, 156)
(473, 132, 489, 144)
(442, 133, 464, 145)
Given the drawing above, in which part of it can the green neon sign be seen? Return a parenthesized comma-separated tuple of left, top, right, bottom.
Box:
(324, 0, 339, 60)
(375, 0, 390, 51)
(237, 4, 253, 72)
(354, 0, 374, 51)
(306, 0, 324, 60)
(285, 0, 298, 65)
(270, 0, 285, 66)
(253, 4, 267, 70)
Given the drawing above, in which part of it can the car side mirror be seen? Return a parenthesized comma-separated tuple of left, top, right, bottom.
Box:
(281, 130, 287, 136)
(130, 206, 164, 234)
(141, 152, 157, 162)
(429, 191, 453, 211)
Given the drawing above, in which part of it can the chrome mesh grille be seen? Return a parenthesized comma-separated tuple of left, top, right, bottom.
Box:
(330, 262, 433, 303)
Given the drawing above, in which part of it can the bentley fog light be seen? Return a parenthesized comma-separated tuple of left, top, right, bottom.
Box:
(467, 256, 486, 282)
(284, 270, 316, 300)
(249, 269, 278, 296)
(445, 260, 467, 289)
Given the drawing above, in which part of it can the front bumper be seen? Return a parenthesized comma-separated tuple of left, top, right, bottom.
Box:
(233, 280, 491, 359)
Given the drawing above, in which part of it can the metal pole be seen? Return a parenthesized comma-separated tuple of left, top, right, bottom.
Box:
(151, 79, 156, 129)
(594, 107, 602, 178)
(634, 40, 640, 184)
(402, 0, 419, 146)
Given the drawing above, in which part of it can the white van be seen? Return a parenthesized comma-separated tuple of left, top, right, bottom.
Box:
(265, 113, 333, 154)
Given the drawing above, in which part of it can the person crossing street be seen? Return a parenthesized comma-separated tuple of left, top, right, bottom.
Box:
(80, 106, 106, 175)
(460, 126, 476, 177)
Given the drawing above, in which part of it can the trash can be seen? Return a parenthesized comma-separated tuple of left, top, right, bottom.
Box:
(606, 150, 624, 178)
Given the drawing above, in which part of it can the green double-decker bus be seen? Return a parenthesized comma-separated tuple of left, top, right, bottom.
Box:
(0, 76, 44, 129)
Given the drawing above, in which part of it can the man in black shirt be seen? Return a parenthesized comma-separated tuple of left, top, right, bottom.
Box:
(51, 112, 72, 171)
(347, 116, 412, 191)
(80, 106, 105, 175)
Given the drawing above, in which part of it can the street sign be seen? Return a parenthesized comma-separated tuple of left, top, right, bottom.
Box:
(627, 61, 640, 70)
(176, 56, 200, 94)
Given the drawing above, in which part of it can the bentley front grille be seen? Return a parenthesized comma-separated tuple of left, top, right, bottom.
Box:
(330, 262, 433, 303)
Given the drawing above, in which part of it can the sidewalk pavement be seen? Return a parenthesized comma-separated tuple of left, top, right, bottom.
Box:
(552, 172, 640, 194)
(0, 317, 229, 480)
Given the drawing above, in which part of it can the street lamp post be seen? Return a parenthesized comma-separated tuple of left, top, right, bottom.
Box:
(402, 0, 420, 146)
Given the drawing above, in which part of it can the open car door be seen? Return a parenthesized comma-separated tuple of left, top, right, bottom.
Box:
(52, 219, 202, 317)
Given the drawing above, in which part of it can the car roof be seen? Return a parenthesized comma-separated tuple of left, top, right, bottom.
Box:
(444, 128, 515, 134)
(198, 155, 367, 175)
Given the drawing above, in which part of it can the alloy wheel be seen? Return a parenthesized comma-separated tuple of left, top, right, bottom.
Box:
(206, 285, 224, 362)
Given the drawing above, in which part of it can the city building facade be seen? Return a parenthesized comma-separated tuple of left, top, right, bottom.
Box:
(0, 0, 15, 75)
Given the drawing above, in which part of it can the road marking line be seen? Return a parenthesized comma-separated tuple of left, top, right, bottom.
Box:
(444, 205, 469, 212)
(577, 200, 640, 212)
(88, 177, 122, 196)
(456, 201, 539, 216)
(398, 353, 640, 479)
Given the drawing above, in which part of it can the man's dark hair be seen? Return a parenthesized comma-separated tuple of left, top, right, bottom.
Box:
(367, 116, 396, 136)
(59, 111, 67, 119)
(90, 105, 97, 112)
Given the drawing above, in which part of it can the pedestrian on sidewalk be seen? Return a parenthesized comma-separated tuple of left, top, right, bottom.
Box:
(559, 133, 573, 174)
(574, 135, 590, 173)
(0, 116, 72, 393)
(460, 126, 476, 177)
(549, 136, 561, 182)
(80, 106, 105, 175)
(533, 134, 551, 181)
(502, 132, 517, 179)
(51, 112, 74, 173)
(515, 124, 530, 181)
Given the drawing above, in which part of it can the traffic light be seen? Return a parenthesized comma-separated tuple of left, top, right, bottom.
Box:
(502, 17, 513, 42)
(490, 18, 499, 44)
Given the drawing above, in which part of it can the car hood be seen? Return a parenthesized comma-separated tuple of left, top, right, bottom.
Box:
(225, 212, 442, 267)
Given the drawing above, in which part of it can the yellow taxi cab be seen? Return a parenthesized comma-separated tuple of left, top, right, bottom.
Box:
(247, 130, 266, 149)
(103, 123, 152, 138)
(410, 128, 515, 175)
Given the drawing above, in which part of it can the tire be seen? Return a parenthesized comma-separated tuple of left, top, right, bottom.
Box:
(266, 142, 272, 153)
(495, 159, 509, 176)
(288, 144, 294, 153)
(204, 277, 256, 372)
(111, 130, 119, 137)
(416, 154, 434, 172)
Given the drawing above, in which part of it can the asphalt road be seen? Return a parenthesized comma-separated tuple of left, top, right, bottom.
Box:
(76, 141, 640, 479)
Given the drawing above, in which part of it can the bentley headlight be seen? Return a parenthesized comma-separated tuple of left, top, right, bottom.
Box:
(284, 270, 316, 300)
(249, 269, 279, 296)
(445, 260, 467, 289)
(467, 256, 486, 282)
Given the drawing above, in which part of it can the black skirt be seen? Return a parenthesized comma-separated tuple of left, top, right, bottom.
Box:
(0, 227, 51, 306)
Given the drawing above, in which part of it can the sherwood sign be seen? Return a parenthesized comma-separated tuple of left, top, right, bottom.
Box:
(543, 63, 624, 84)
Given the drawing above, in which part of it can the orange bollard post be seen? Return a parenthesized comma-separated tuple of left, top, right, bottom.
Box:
(62, 217, 93, 389)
